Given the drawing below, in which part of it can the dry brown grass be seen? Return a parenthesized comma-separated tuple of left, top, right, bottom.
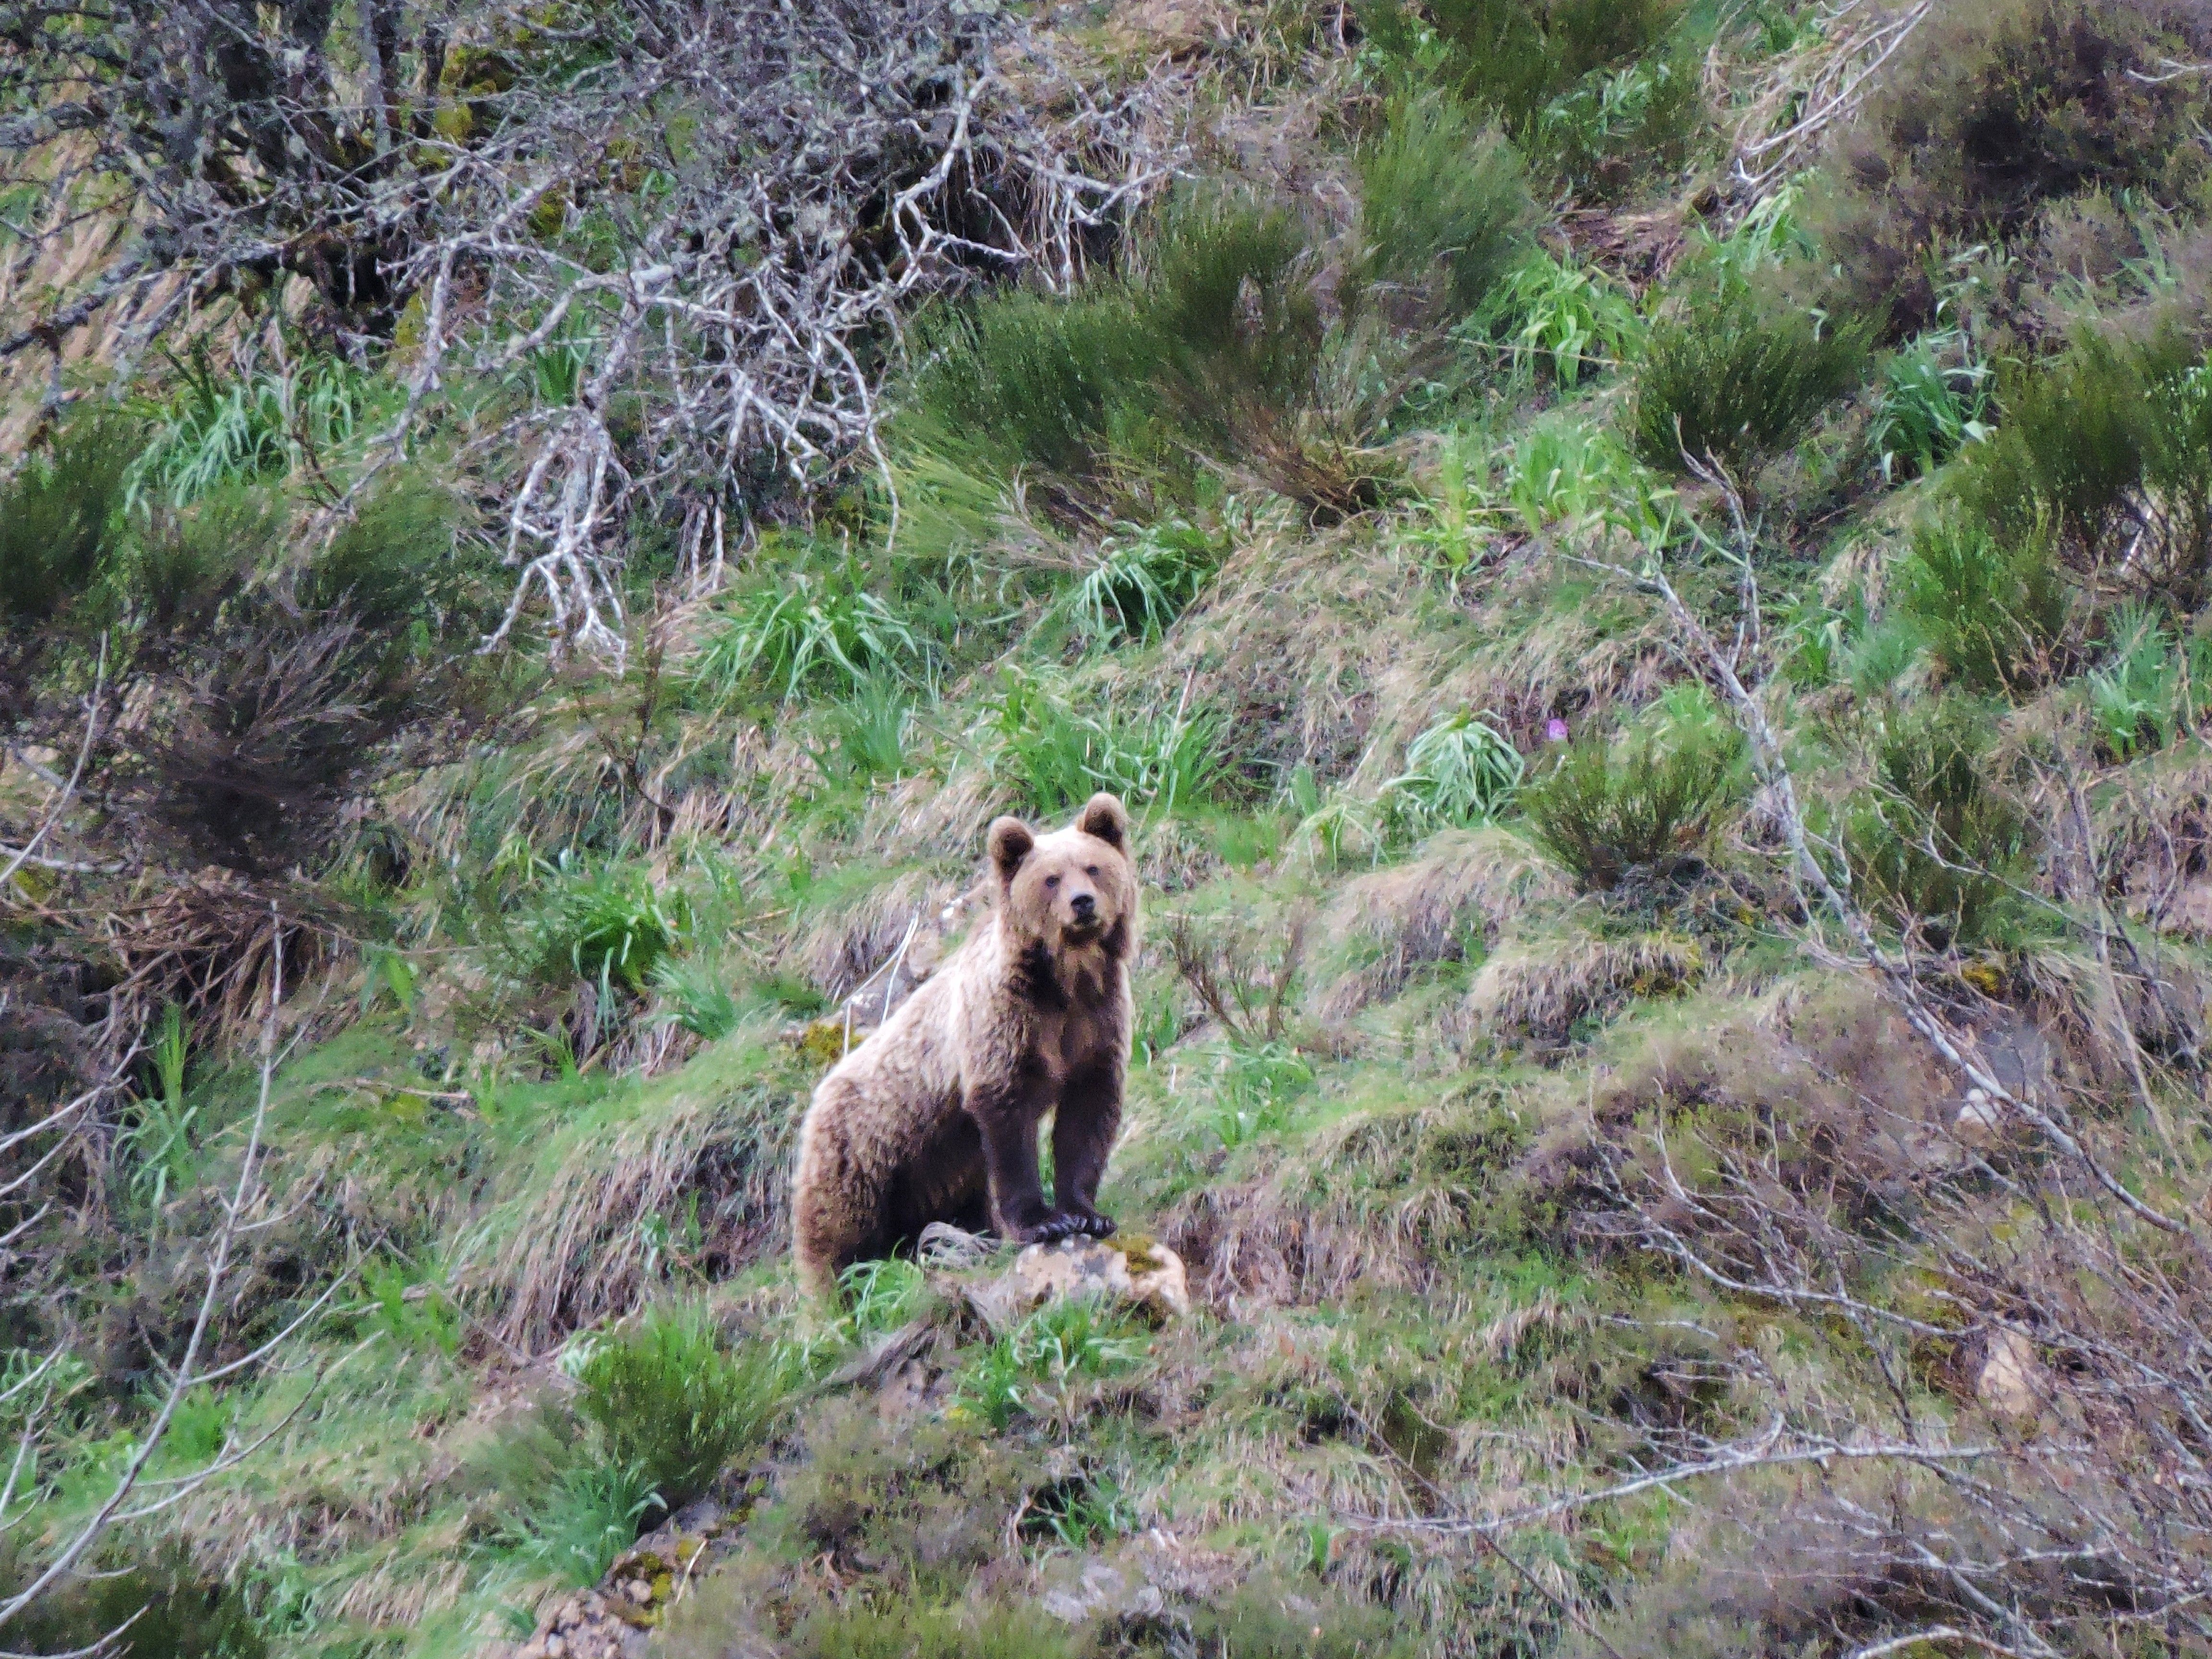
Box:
(1318, 828, 1569, 1018)
(1159, 1097, 1472, 1310)
(1455, 930, 1704, 1050)
(790, 866, 968, 1005)
(452, 1046, 804, 1349)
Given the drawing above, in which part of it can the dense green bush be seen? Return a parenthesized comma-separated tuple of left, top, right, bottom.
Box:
(1360, 0, 1681, 137)
(1894, 516, 2069, 694)
(575, 1306, 797, 1518)
(1810, 0, 2212, 335)
(1355, 91, 1534, 321)
(1841, 702, 2034, 949)
(1954, 333, 2212, 607)
(901, 194, 1370, 517)
(1522, 724, 1738, 889)
(988, 672, 1232, 816)
(0, 414, 136, 663)
(1629, 280, 1871, 476)
(902, 290, 1153, 495)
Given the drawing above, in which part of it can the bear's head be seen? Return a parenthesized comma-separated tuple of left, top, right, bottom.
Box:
(987, 793, 1137, 961)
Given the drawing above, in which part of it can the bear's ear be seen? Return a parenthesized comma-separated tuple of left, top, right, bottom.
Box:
(1077, 793, 1129, 849)
(987, 816, 1035, 881)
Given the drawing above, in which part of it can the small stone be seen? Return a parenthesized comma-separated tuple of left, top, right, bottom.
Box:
(1976, 1329, 2046, 1419)
(543, 1638, 567, 1659)
(625, 1579, 652, 1605)
(1954, 1094, 2006, 1144)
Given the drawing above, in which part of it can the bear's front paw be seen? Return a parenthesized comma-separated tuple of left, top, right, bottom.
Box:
(1067, 1208, 1116, 1239)
(1017, 1211, 1093, 1245)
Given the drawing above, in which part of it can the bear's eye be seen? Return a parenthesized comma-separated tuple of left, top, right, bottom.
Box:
(1044, 874, 1060, 889)
(1085, 865, 1098, 877)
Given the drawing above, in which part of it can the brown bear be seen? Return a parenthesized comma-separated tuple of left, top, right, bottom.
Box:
(790, 793, 1139, 1299)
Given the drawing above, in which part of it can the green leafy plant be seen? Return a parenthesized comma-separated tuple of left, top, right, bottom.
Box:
(1503, 418, 1671, 541)
(1382, 711, 1524, 831)
(496, 1459, 660, 1587)
(1535, 45, 1700, 196)
(1360, 0, 1683, 137)
(528, 853, 689, 994)
(1871, 331, 1991, 481)
(817, 673, 917, 783)
(575, 1306, 796, 1518)
(130, 349, 380, 507)
(954, 1296, 1146, 1430)
(1841, 702, 2035, 949)
(2086, 602, 2206, 760)
(649, 954, 742, 1042)
(836, 1259, 930, 1344)
(693, 564, 920, 703)
(1472, 249, 1644, 389)
(1894, 516, 2069, 694)
(988, 673, 1231, 816)
(1630, 282, 1872, 477)
(1062, 518, 1226, 646)
(1522, 724, 1738, 890)
(1206, 1040, 1315, 1150)
(1355, 90, 1533, 320)
(119, 1005, 198, 1207)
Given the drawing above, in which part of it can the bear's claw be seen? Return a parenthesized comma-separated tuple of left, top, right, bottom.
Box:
(1022, 1210, 1117, 1244)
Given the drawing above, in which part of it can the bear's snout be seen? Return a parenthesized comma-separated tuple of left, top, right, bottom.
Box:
(1070, 890, 1097, 922)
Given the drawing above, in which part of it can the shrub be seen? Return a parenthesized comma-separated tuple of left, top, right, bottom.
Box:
(1522, 724, 1738, 890)
(1061, 517, 1226, 646)
(1630, 280, 1872, 476)
(1355, 91, 1534, 322)
(1841, 703, 2035, 949)
(1954, 333, 2212, 607)
(575, 1306, 797, 1517)
(299, 475, 487, 648)
(901, 290, 1153, 493)
(692, 563, 920, 703)
(1472, 249, 1645, 390)
(499, 1459, 660, 1587)
(1893, 516, 2069, 694)
(1382, 711, 1524, 831)
(1810, 0, 2212, 335)
(1136, 194, 1322, 447)
(0, 413, 136, 638)
(1539, 46, 1702, 198)
(820, 673, 917, 782)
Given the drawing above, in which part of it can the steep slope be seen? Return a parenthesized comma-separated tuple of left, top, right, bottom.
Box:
(9, 2, 2212, 1657)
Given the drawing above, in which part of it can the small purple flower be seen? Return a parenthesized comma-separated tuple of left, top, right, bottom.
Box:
(1544, 717, 1570, 744)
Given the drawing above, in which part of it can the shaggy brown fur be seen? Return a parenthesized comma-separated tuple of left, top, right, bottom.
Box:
(791, 793, 1140, 1298)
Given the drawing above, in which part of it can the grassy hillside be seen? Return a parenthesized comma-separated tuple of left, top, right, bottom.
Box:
(11, 0, 2212, 1654)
